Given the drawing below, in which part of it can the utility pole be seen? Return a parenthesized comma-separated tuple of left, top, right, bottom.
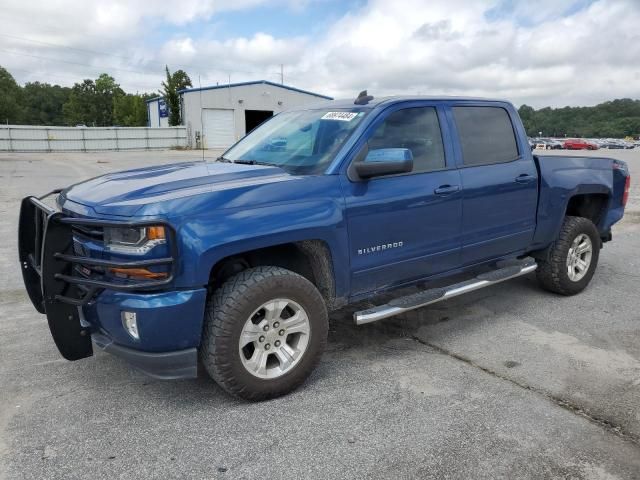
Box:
(280, 64, 284, 84)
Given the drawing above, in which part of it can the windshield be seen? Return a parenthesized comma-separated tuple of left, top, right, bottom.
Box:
(222, 109, 368, 175)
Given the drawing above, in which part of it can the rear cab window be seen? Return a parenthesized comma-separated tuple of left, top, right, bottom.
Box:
(452, 106, 519, 166)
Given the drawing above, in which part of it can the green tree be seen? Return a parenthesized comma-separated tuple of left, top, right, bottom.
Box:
(518, 99, 640, 138)
(113, 93, 151, 126)
(0, 66, 23, 124)
(94, 73, 124, 126)
(161, 66, 192, 126)
(63, 79, 97, 125)
(63, 74, 124, 126)
(21, 82, 70, 125)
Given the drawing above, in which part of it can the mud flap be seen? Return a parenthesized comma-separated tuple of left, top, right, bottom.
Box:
(19, 198, 93, 361)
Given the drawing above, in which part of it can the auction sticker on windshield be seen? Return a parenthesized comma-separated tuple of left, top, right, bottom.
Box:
(321, 112, 359, 121)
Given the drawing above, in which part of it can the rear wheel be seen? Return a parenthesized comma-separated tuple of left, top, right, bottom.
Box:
(200, 266, 328, 400)
(536, 216, 600, 295)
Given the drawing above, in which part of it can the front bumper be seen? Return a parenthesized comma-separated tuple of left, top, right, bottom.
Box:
(19, 192, 205, 379)
(81, 287, 207, 379)
(81, 288, 207, 353)
(92, 333, 198, 380)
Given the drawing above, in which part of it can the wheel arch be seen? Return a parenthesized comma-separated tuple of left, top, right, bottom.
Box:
(564, 192, 610, 228)
(531, 190, 610, 262)
(207, 239, 343, 310)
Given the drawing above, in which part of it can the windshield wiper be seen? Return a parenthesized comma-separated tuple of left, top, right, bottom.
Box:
(215, 156, 232, 163)
(231, 159, 278, 167)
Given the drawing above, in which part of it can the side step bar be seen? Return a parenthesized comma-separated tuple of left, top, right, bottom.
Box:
(354, 257, 537, 325)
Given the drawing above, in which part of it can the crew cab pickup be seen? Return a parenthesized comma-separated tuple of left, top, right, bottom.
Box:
(19, 93, 631, 400)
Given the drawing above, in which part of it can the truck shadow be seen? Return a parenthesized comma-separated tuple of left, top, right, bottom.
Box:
(326, 274, 539, 352)
(84, 275, 539, 404)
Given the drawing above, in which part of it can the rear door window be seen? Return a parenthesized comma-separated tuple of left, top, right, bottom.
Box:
(453, 107, 519, 166)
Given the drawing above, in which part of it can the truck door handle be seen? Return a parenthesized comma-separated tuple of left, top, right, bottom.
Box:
(515, 174, 535, 184)
(434, 185, 460, 195)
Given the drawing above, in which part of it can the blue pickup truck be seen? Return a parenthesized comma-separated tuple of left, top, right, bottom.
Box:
(19, 93, 631, 400)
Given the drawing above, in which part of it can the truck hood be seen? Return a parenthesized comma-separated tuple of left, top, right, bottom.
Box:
(61, 161, 300, 217)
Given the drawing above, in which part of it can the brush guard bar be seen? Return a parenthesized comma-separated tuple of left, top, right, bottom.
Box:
(18, 191, 177, 360)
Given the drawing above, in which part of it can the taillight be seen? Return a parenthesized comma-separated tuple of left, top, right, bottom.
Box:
(613, 161, 630, 207)
(623, 175, 630, 207)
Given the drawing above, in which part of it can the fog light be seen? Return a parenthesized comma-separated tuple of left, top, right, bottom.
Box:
(121, 311, 139, 340)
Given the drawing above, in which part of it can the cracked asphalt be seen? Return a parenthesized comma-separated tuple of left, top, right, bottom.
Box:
(1, 149, 639, 479)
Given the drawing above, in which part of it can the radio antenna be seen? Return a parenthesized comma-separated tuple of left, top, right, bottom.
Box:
(198, 74, 205, 163)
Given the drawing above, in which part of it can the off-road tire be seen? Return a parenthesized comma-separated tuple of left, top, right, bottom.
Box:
(200, 266, 328, 400)
(536, 216, 600, 295)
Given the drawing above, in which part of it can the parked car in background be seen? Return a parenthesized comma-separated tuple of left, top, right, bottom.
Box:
(600, 140, 626, 149)
(535, 138, 563, 150)
(564, 138, 598, 150)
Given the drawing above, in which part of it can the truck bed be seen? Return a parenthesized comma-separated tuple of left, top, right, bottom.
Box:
(532, 154, 628, 249)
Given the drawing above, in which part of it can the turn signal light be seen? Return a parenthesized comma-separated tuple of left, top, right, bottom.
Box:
(147, 226, 166, 240)
(109, 267, 168, 280)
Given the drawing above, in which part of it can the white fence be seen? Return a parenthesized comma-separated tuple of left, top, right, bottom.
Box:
(0, 125, 188, 152)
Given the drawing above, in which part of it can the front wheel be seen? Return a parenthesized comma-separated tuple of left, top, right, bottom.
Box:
(200, 266, 328, 400)
(536, 216, 600, 295)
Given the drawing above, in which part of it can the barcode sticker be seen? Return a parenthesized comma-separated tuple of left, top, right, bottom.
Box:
(321, 112, 359, 121)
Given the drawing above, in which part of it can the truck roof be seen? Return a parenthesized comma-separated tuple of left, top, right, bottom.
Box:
(306, 95, 513, 110)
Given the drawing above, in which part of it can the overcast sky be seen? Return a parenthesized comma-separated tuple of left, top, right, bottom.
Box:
(0, 0, 638, 108)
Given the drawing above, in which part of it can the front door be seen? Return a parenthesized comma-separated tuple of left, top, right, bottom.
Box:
(341, 104, 463, 296)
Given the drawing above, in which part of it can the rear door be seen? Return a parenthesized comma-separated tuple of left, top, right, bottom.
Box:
(341, 103, 463, 295)
(449, 105, 538, 265)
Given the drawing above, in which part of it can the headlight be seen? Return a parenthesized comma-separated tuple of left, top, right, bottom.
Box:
(103, 225, 166, 254)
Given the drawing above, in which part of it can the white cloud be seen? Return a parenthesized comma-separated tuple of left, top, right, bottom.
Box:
(284, 0, 640, 107)
(1, 0, 638, 107)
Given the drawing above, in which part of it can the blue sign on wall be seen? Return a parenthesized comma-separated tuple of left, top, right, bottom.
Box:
(158, 99, 169, 118)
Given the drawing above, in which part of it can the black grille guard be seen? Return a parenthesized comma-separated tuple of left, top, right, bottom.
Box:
(18, 190, 178, 360)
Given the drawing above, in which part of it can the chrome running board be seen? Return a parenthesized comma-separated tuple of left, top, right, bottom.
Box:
(354, 257, 537, 325)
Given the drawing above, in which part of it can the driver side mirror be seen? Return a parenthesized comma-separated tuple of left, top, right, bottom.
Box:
(353, 147, 414, 179)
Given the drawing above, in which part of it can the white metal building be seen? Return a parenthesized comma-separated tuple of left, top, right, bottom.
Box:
(147, 80, 332, 149)
(146, 97, 170, 128)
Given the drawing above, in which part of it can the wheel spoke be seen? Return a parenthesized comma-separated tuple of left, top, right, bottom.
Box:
(246, 348, 269, 376)
(576, 258, 588, 272)
(275, 345, 295, 370)
(281, 311, 310, 335)
(239, 322, 264, 347)
(576, 241, 591, 255)
(263, 300, 289, 322)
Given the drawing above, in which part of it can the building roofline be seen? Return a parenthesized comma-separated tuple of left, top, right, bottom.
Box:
(178, 80, 333, 100)
(145, 96, 162, 104)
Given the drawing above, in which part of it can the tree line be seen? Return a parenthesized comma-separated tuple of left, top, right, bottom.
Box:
(2, 63, 639, 136)
(0, 65, 191, 127)
(518, 99, 640, 138)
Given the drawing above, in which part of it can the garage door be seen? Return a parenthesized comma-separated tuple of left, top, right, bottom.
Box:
(202, 109, 235, 149)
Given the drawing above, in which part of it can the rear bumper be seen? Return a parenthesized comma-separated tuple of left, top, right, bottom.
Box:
(92, 333, 198, 380)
